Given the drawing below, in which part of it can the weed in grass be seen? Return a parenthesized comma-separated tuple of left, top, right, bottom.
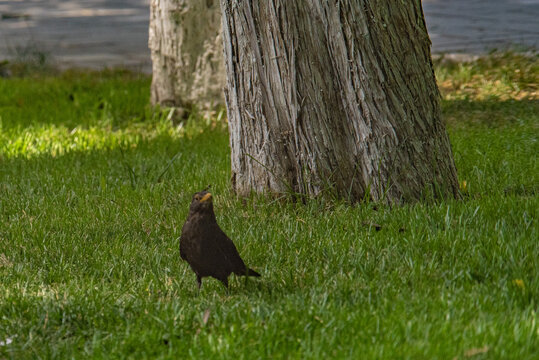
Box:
(0, 54, 538, 358)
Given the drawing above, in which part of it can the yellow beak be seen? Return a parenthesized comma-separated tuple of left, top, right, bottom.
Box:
(200, 193, 212, 202)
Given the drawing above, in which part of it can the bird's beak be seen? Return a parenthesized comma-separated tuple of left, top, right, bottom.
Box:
(200, 193, 212, 202)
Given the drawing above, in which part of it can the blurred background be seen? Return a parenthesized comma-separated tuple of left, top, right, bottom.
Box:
(0, 0, 537, 73)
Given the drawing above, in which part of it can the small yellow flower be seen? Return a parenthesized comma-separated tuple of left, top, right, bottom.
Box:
(512, 279, 525, 290)
(460, 180, 467, 191)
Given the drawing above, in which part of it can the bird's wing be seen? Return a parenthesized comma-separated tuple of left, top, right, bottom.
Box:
(211, 224, 247, 273)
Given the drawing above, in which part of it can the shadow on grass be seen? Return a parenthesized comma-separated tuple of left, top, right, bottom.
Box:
(0, 69, 151, 130)
(442, 98, 538, 129)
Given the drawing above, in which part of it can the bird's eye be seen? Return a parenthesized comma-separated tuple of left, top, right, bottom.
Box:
(194, 195, 200, 201)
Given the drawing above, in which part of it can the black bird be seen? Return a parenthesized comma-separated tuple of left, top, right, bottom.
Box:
(180, 190, 261, 288)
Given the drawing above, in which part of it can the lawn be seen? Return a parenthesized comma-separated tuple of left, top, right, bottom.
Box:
(0, 53, 537, 359)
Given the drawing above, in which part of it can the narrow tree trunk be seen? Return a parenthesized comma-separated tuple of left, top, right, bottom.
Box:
(149, 0, 225, 110)
(220, 0, 459, 202)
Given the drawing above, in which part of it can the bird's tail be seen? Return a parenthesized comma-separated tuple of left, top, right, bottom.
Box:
(246, 268, 261, 277)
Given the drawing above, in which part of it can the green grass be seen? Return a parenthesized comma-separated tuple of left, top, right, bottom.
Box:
(0, 54, 538, 359)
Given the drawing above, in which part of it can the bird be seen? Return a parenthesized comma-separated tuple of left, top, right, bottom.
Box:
(179, 190, 261, 289)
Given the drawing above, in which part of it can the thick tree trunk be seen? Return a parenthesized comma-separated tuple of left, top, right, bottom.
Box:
(220, 0, 459, 202)
(149, 0, 225, 110)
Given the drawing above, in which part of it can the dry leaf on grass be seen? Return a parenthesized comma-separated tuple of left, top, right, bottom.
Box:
(464, 346, 490, 357)
(0, 253, 13, 268)
(195, 308, 211, 335)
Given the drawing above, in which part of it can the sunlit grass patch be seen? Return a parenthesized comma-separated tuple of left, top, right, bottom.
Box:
(435, 52, 538, 101)
(0, 112, 227, 159)
(0, 115, 184, 158)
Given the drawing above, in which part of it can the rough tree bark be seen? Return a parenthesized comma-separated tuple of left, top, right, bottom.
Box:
(149, 0, 225, 110)
(220, 0, 459, 202)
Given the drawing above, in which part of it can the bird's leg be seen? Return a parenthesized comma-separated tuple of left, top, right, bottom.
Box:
(196, 275, 202, 290)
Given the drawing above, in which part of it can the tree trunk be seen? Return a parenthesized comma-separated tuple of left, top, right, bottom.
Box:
(149, 0, 225, 111)
(220, 0, 459, 203)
